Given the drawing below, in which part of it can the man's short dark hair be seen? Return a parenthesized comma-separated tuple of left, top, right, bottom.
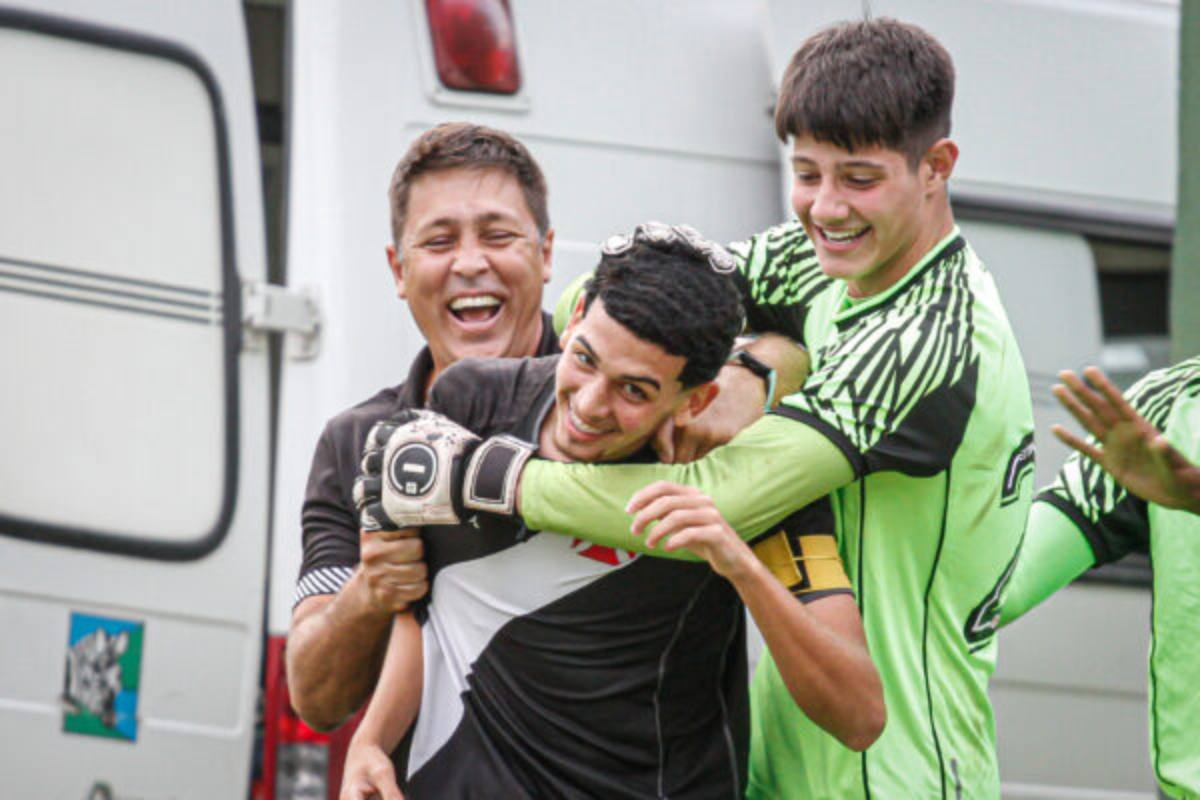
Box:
(582, 240, 742, 389)
(388, 122, 550, 244)
(774, 18, 955, 167)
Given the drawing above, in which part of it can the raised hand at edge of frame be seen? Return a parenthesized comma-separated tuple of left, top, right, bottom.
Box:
(1051, 366, 1200, 515)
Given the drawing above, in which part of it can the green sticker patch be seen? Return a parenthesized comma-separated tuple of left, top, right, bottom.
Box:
(62, 612, 144, 742)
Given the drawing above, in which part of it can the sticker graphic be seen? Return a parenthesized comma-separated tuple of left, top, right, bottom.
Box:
(570, 538, 637, 566)
(62, 613, 143, 742)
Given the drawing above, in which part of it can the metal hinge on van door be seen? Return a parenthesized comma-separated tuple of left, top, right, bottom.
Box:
(241, 281, 323, 360)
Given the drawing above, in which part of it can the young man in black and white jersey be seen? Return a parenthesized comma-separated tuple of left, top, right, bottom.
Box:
(345, 229, 884, 799)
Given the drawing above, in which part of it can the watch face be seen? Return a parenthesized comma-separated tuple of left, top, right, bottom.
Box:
(736, 350, 771, 378)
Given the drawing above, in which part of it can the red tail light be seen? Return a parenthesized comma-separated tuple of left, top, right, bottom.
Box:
(256, 636, 361, 800)
(426, 0, 521, 94)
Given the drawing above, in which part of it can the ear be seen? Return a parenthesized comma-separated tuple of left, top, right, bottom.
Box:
(672, 380, 720, 427)
(923, 138, 959, 193)
(386, 243, 407, 300)
(539, 228, 555, 284)
(559, 293, 586, 348)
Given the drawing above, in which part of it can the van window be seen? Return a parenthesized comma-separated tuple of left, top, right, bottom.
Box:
(1092, 238, 1172, 387)
(0, 21, 236, 557)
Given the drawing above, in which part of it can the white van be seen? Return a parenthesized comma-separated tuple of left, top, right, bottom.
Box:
(0, 1, 1177, 798)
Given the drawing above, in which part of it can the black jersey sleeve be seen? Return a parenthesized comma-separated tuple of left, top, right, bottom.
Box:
(749, 498, 852, 602)
(428, 359, 488, 430)
(295, 420, 361, 604)
(429, 356, 557, 440)
(1036, 481, 1148, 566)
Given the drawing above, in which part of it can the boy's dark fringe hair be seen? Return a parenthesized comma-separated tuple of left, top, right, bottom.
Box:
(774, 17, 954, 166)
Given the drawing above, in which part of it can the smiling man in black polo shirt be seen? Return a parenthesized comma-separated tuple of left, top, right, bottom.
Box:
(286, 122, 561, 731)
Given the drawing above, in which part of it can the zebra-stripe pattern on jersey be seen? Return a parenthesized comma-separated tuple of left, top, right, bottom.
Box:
(787, 241, 976, 460)
(729, 221, 831, 343)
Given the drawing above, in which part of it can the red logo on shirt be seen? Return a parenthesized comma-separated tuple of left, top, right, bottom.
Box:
(570, 539, 637, 566)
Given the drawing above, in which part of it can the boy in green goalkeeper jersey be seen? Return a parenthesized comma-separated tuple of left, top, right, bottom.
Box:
(364, 18, 1034, 800)
(1001, 360, 1200, 798)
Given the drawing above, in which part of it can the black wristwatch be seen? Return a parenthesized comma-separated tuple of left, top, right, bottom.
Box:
(728, 350, 777, 412)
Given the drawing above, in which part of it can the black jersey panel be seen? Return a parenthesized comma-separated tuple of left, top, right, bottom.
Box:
(405, 704, 538, 800)
(410, 556, 747, 799)
(861, 355, 979, 478)
(431, 354, 558, 441)
(774, 498, 834, 539)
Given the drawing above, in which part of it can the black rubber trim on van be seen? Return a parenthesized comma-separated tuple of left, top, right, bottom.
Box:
(0, 8, 241, 562)
(952, 191, 1174, 246)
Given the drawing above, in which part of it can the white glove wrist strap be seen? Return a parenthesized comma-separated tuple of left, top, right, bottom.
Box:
(463, 434, 536, 517)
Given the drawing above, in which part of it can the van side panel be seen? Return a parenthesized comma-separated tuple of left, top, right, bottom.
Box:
(0, 3, 270, 798)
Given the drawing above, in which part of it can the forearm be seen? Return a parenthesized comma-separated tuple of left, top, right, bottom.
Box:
(734, 560, 883, 751)
(740, 333, 809, 406)
(286, 570, 394, 730)
(519, 415, 853, 554)
(352, 613, 424, 752)
(999, 501, 1096, 627)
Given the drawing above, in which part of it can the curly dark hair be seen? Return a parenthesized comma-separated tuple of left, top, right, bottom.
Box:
(582, 239, 743, 388)
(774, 18, 955, 167)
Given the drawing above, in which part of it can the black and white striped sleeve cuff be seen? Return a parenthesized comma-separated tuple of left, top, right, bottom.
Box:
(293, 565, 355, 607)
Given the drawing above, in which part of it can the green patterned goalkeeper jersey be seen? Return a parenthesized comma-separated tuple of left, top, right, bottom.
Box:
(525, 221, 1035, 799)
(1028, 358, 1200, 799)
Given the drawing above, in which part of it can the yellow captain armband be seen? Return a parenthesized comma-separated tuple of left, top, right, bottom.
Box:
(752, 531, 852, 601)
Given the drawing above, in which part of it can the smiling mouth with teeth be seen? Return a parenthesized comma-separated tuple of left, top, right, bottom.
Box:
(448, 295, 502, 323)
(568, 404, 608, 437)
(821, 227, 870, 244)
